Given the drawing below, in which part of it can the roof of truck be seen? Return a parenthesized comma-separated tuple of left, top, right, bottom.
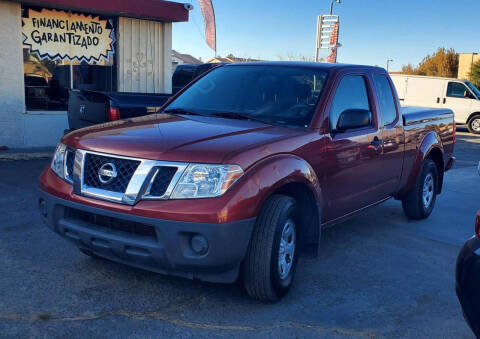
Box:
(224, 61, 386, 72)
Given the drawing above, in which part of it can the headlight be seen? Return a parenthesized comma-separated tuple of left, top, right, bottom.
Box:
(171, 164, 243, 199)
(51, 142, 67, 179)
(51, 142, 74, 183)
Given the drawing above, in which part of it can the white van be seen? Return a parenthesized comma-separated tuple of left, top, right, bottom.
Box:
(390, 74, 480, 134)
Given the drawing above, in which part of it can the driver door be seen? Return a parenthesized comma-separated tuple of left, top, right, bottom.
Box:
(324, 74, 384, 221)
(443, 81, 474, 123)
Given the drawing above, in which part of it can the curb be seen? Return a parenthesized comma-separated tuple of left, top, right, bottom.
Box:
(0, 153, 52, 161)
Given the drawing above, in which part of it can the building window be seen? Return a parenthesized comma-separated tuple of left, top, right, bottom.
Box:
(21, 7, 117, 111)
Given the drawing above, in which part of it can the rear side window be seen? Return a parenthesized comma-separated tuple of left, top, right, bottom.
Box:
(373, 74, 397, 125)
(447, 82, 470, 98)
(329, 75, 371, 131)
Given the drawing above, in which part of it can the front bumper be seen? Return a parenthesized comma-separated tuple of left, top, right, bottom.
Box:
(456, 235, 480, 337)
(38, 189, 255, 283)
(445, 156, 456, 172)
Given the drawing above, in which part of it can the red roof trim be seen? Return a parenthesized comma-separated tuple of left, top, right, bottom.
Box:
(16, 0, 189, 22)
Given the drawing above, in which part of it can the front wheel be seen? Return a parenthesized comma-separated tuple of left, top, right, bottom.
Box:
(243, 195, 298, 302)
(467, 115, 480, 134)
(402, 159, 439, 220)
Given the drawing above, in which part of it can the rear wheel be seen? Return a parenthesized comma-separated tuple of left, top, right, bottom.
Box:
(402, 159, 438, 220)
(467, 115, 480, 134)
(243, 195, 298, 302)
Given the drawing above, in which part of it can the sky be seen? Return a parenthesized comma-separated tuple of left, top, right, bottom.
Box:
(172, 0, 480, 71)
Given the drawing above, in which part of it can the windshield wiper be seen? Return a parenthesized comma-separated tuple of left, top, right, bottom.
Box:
(163, 108, 204, 116)
(211, 111, 272, 125)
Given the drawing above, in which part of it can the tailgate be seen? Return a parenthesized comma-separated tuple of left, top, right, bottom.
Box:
(68, 90, 109, 130)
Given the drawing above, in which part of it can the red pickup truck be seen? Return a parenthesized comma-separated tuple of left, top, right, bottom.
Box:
(38, 62, 455, 301)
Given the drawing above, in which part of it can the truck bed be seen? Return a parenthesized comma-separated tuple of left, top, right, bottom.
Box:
(402, 106, 454, 126)
(399, 105, 455, 196)
(68, 90, 171, 131)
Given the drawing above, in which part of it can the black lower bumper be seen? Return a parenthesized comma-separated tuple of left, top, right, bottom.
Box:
(456, 235, 480, 337)
(445, 156, 456, 172)
(38, 189, 255, 283)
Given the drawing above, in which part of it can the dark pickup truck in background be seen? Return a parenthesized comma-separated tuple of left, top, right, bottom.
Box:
(68, 90, 171, 130)
(40, 62, 455, 301)
(67, 63, 220, 131)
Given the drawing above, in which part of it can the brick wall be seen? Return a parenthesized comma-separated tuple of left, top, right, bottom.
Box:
(458, 53, 480, 80)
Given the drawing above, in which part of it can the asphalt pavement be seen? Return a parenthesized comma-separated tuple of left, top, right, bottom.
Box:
(0, 131, 479, 338)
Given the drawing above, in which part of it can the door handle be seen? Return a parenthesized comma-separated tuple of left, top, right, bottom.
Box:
(369, 137, 382, 151)
(436, 97, 440, 103)
(443, 98, 446, 104)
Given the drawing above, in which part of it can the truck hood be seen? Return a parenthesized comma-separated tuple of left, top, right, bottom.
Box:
(62, 114, 304, 168)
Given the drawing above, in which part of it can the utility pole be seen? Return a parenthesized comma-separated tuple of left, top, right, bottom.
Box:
(387, 59, 393, 72)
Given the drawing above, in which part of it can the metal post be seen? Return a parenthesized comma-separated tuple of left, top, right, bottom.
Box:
(315, 15, 320, 62)
(387, 59, 393, 72)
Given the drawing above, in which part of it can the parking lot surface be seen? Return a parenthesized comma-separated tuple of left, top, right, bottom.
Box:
(0, 131, 479, 338)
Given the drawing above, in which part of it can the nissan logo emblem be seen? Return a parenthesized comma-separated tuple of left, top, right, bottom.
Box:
(98, 163, 117, 184)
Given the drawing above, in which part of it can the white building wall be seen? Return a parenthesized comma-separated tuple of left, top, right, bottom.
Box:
(23, 113, 68, 147)
(0, 1, 68, 148)
(0, 1, 25, 147)
(0, 5, 173, 148)
(118, 17, 172, 94)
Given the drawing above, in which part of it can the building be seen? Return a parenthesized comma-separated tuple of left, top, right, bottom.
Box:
(171, 50, 202, 72)
(458, 53, 480, 80)
(0, 0, 189, 149)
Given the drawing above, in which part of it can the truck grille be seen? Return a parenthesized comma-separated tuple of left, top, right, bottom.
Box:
(148, 167, 178, 197)
(75, 150, 188, 205)
(83, 153, 140, 193)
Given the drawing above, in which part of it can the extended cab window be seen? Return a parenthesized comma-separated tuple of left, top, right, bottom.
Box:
(329, 75, 371, 131)
(447, 82, 472, 98)
(373, 74, 397, 125)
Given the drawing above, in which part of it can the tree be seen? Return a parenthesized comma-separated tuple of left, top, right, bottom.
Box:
(276, 53, 320, 62)
(468, 60, 480, 88)
(401, 64, 417, 75)
(401, 48, 458, 78)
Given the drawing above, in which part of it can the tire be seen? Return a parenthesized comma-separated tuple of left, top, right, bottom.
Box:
(243, 195, 298, 302)
(467, 115, 480, 134)
(402, 159, 439, 220)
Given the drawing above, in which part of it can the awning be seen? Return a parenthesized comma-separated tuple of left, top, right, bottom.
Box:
(16, 0, 189, 22)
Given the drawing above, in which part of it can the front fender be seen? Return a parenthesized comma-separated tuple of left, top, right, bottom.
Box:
(218, 154, 322, 222)
(400, 131, 444, 196)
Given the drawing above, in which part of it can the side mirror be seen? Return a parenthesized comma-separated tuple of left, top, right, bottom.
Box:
(466, 91, 476, 99)
(336, 109, 372, 132)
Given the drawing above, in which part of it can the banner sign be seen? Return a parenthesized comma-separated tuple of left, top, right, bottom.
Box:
(22, 8, 114, 63)
(198, 0, 216, 52)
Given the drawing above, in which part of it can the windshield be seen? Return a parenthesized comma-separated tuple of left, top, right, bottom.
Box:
(165, 65, 329, 128)
(465, 81, 480, 99)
